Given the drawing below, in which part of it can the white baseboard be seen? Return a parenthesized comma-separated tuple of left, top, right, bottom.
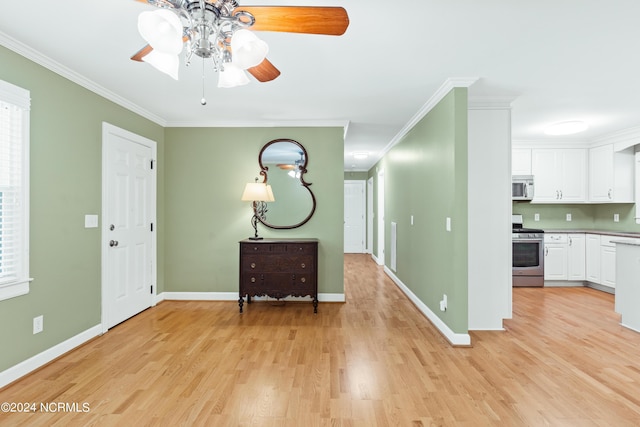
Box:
(158, 292, 345, 303)
(0, 324, 102, 389)
(383, 266, 471, 346)
(371, 253, 381, 265)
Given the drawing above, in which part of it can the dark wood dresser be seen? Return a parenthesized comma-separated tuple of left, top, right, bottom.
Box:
(239, 238, 318, 313)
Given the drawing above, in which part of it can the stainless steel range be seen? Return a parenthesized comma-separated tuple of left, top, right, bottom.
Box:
(512, 214, 544, 287)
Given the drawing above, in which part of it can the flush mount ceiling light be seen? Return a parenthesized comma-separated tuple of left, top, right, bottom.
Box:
(544, 120, 589, 136)
(131, 0, 349, 103)
(352, 152, 369, 160)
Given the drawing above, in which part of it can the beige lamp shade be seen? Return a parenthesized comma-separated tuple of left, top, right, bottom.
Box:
(241, 182, 275, 202)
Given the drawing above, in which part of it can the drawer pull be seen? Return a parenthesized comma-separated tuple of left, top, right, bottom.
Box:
(250, 277, 256, 283)
(253, 247, 258, 251)
(250, 263, 256, 269)
(301, 263, 306, 269)
(300, 277, 306, 283)
(298, 247, 303, 251)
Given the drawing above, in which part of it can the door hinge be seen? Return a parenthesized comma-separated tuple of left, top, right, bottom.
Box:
(150, 159, 155, 170)
(150, 285, 153, 294)
(150, 222, 154, 232)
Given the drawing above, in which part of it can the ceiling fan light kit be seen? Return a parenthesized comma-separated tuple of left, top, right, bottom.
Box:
(132, 0, 349, 98)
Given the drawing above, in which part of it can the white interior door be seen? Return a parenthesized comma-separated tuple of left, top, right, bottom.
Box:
(344, 180, 365, 253)
(102, 123, 156, 331)
(367, 177, 373, 254)
(377, 170, 385, 266)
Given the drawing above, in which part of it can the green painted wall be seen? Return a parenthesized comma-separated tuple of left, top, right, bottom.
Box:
(368, 88, 469, 334)
(163, 127, 345, 294)
(513, 202, 640, 232)
(0, 44, 345, 375)
(0, 45, 165, 371)
(344, 171, 368, 180)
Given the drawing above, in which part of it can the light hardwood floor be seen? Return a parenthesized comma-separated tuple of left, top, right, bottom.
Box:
(1, 254, 640, 426)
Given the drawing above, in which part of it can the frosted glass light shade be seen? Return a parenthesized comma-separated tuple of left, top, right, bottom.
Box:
(231, 29, 268, 69)
(544, 121, 588, 135)
(138, 10, 183, 54)
(218, 63, 250, 88)
(142, 50, 179, 80)
(241, 182, 275, 202)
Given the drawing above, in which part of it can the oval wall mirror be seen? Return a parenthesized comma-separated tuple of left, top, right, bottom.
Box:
(257, 139, 316, 229)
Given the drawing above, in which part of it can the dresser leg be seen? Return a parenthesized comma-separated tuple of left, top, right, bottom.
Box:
(313, 298, 318, 314)
(238, 297, 244, 313)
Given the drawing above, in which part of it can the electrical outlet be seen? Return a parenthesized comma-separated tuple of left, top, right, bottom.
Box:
(534, 213, 540, 221)
(614, 214, 620, 222)
(33, 315, 43, 334)
(440, 294, 448, 312)
(566, 213, 572, 222)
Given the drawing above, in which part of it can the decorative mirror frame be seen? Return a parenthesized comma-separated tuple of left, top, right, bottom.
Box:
(257, 138, 316, 229)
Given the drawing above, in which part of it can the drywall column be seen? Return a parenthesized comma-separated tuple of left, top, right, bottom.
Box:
(467, 99, 513, 330)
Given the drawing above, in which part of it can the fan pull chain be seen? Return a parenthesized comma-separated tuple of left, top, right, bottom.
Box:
(200, 58, 207, 106)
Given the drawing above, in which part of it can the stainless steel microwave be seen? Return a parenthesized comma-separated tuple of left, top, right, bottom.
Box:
(512, 175, 534, 200)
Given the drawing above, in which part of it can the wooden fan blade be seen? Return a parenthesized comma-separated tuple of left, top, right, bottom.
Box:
(234, 6, 349, 36)
(247, 58, 281, 82)
(130, 36, 188, 62)
(131, 44, 153, 62)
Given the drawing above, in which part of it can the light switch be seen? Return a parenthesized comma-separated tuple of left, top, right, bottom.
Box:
(85, 214, 99, 228)
(446, 217, 451, 232)
(411, 215, 414, 226)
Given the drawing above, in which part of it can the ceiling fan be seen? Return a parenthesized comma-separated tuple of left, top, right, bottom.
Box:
(130, 0, 349, 92)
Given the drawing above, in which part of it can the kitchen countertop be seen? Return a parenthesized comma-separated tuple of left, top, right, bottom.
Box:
(543, 229, 640, 239)
(610, 238, 640, 246)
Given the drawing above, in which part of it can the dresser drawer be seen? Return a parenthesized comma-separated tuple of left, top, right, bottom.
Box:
(242, 255, 314, 273)
(241, 274, 315, 296)
(241, 242, 316, 254)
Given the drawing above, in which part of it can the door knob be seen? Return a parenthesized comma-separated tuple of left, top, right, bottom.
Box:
(109, 240, 119, 247)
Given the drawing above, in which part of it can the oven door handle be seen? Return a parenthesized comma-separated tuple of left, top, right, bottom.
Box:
(513, 238, 543, 242)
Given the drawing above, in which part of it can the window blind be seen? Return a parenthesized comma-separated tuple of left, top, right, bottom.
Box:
(0, 80, 30, 297)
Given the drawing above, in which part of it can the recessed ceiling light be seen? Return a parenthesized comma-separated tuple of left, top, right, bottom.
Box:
(353, 152, 369, 159)
(544, 121, 588, 136)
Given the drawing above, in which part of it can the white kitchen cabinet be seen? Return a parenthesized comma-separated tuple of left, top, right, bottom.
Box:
(588, 144, 635, 203)
(600, 236, 617, 289)
(585, 233, 617, 290)
(567, 233, 586, 281)
(531, 148, 587, 203)
(512, 148, 532, 175)
(544, 233, 585, 282)
(544, 234, 568, 280)
(585, 234, 601, 284)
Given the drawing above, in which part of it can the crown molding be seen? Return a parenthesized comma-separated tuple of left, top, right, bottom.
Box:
(589, 124, 640, 149)
(0, 31, 166, 127)
(164, 119, 350, 129)
(374, 77, 479, 163)
(468, 96, 515, 110)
